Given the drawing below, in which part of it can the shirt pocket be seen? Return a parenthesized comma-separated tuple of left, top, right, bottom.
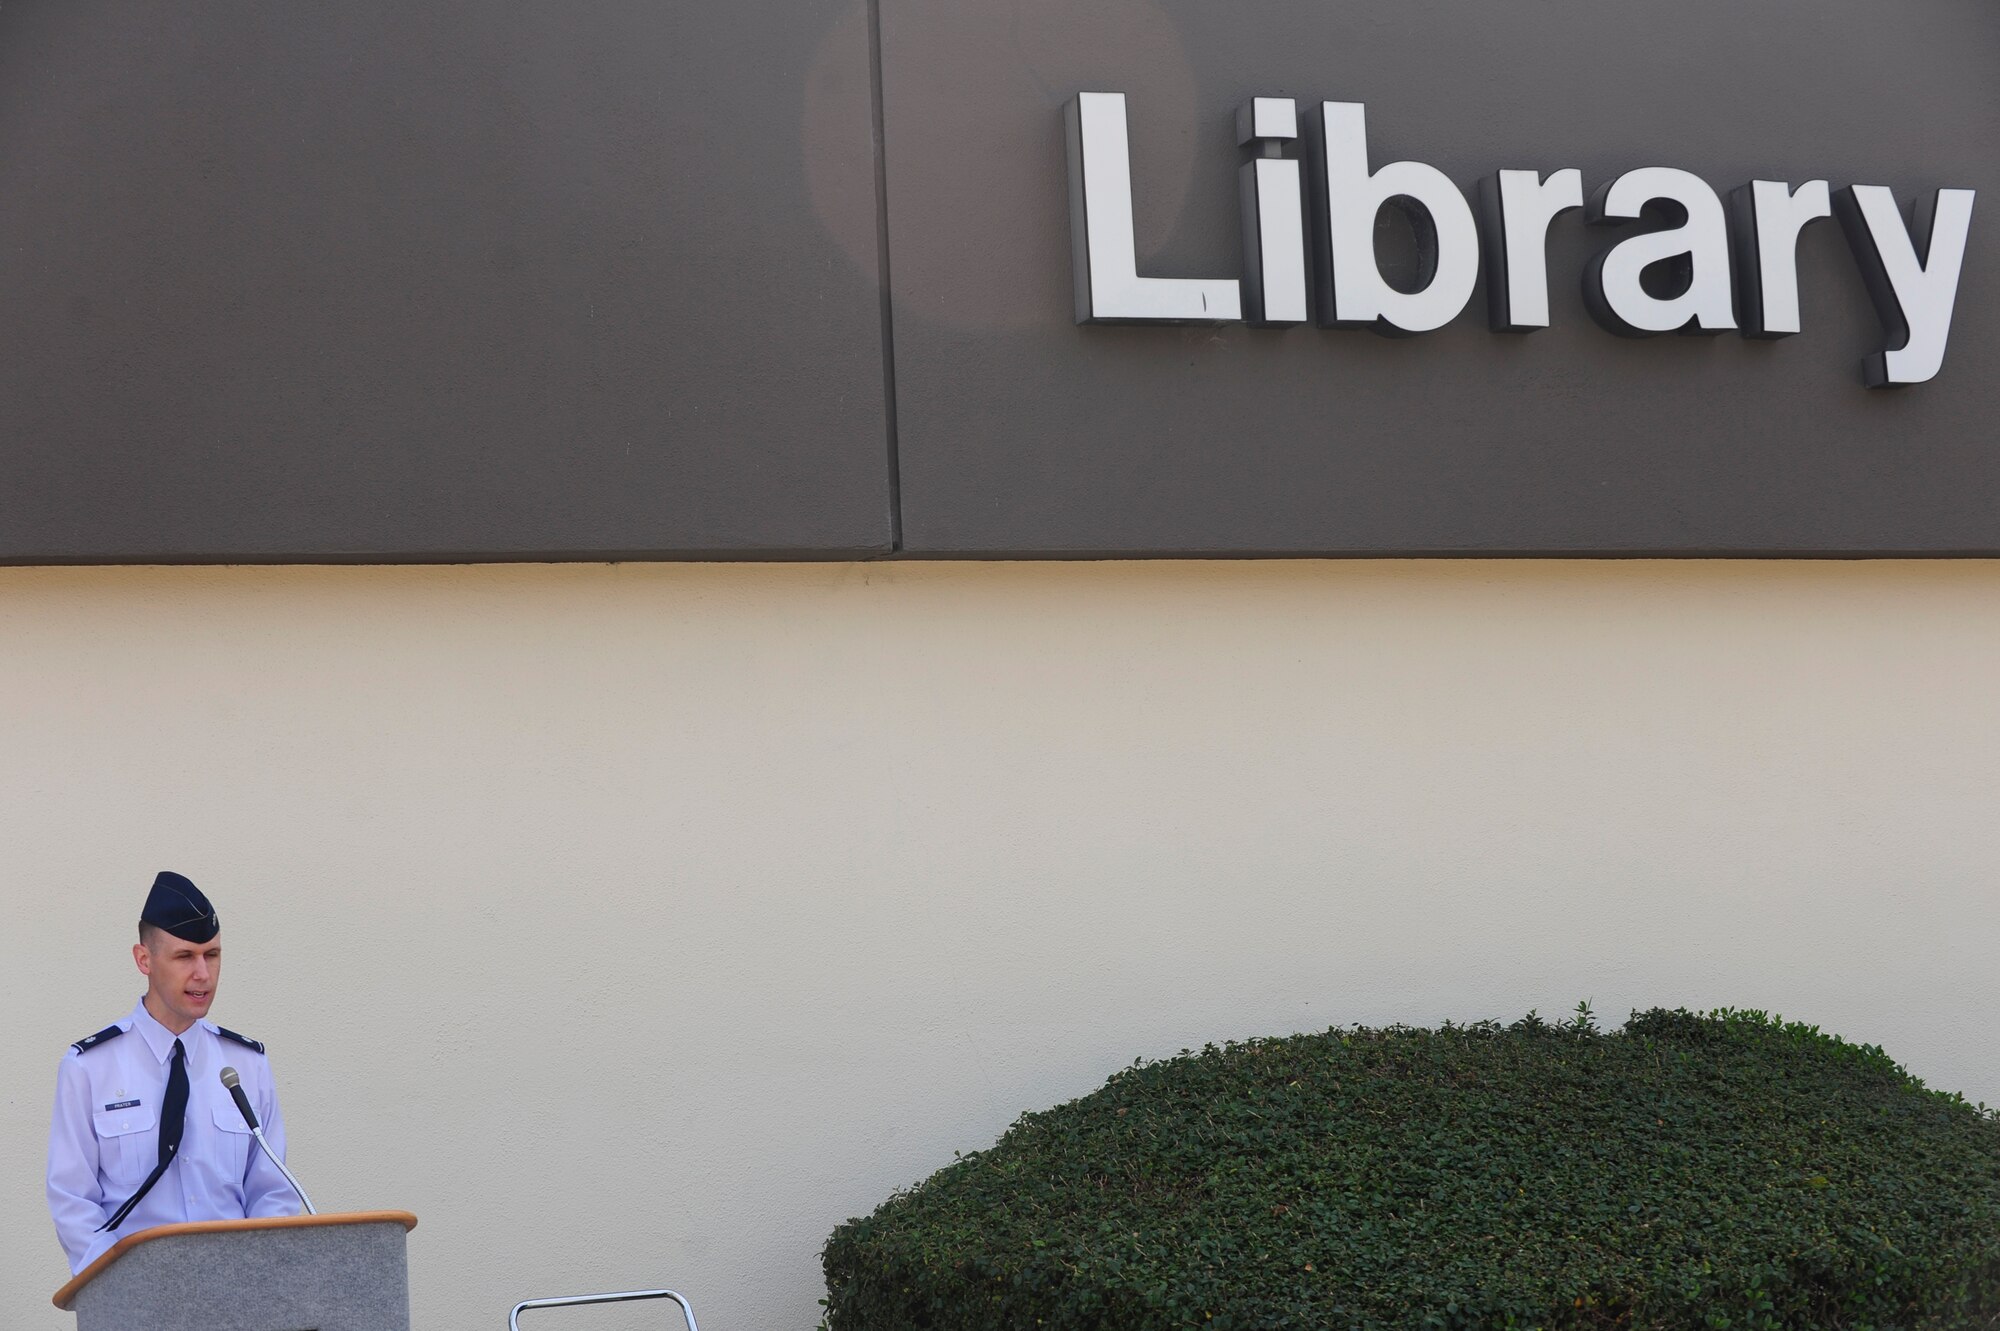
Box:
(208, 1103, 255, 1180)
(92, 1106, 157, 1187)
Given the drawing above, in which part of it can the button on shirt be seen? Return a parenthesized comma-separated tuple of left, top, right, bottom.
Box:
(47, 999, 293, 1273)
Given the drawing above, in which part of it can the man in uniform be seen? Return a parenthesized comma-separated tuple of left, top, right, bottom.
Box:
(47, 871, 298, 1274)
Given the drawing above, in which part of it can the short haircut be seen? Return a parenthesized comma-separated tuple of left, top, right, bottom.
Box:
(138, 920, 160, 948)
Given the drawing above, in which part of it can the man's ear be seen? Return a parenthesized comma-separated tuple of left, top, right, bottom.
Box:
(133, 941, 152, 976)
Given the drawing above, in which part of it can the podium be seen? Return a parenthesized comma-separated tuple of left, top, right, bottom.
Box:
(53, 1211, 418, 1331)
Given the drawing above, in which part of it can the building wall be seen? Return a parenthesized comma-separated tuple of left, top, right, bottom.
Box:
(7, 561, 1999, 1330)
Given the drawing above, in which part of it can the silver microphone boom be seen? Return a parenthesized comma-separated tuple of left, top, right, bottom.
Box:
(218, 1066, 317, 1216)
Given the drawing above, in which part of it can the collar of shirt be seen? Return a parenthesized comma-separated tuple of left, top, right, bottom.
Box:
(127, 996, 204, 1065)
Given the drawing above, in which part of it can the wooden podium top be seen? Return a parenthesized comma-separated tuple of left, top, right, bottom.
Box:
(54, 1210, 418, 1310)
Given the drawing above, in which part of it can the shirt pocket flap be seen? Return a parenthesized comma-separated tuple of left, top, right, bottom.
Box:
(211, 1104, 255, 1134)
(93, 1106, 156, 1138)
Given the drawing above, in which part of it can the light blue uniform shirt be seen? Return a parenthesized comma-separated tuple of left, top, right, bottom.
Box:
(47, 998, 294, 1274)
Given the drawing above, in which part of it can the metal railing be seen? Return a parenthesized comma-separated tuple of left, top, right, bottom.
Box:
(508, 1287, 700, 1331)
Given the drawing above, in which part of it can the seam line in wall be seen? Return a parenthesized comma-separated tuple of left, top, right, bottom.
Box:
(867, 0, 903, 553)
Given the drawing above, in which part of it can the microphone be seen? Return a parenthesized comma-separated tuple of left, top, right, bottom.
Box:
(219, 1064, 260, 1130)
(219, 1067, 317, 1216)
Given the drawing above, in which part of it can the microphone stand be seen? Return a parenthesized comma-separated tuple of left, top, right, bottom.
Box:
(250, 1124, 317, 1216)
(221, 1067, 317, 1215)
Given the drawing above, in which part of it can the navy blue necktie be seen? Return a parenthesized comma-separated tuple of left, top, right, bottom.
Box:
(99, 1037, 187, 1233)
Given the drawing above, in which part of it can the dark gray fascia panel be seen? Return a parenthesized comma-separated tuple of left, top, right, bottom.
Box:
(0, 3, 893, 561)
(883, 0, 2000, 556)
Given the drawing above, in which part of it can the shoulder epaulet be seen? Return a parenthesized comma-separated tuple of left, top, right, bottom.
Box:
(71, 1025, 126, 1055)
(214, 1026, 265, 1055)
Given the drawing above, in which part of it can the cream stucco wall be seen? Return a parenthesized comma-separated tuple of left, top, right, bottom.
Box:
(6, 561, 1999, 1331)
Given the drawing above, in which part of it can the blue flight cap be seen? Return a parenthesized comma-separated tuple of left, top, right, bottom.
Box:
(142, 871, 219, 943)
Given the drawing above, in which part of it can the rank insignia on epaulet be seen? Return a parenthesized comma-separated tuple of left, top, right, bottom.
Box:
(72, 1025, 126, 1055)
(215, 1026, 265, 1055)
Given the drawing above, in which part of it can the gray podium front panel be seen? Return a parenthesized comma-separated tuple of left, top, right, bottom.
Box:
(71, 1222, 409, 1331)
(882, 0, 2000, 555)
(0, 3, 892, 561)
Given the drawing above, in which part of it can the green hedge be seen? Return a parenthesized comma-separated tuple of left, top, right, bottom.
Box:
(823, 1008, 2000, 1330)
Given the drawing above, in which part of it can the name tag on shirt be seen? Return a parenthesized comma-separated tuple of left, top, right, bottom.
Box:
(103, 1099, 141, 1112)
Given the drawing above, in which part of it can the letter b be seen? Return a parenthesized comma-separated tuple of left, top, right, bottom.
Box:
(1307, 101, 1479, 335)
